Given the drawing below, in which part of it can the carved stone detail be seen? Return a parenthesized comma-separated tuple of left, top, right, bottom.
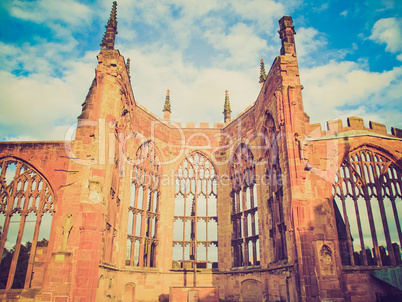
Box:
(61, 212, 73, 251)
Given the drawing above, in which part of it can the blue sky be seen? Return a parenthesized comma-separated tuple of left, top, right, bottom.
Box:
(0, 0, 401, 141)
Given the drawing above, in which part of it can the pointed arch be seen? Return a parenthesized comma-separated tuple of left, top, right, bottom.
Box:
(230, 143, 256, 191)
(127, 141, 161, 268)
(263, 113, 287, 263)
(332, 147, 402, 267)
(230, 143, 260, 267)
(0, 157, 55, 289)
(172, 151, 218, 269)
(124, 282, 135, 302)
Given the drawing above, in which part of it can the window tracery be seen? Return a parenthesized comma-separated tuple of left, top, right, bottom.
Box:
(126, 141, 160, 267)
(172, 152, 218, 269)
(333, 148, 402, 266)
(231, 144, 260, 267)
(264, 115, 287, 263)
(0, 157, 54, 289)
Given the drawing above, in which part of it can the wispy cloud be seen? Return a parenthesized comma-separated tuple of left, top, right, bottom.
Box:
(204, 23, 269, 69)
(301, 61, 402, 129)
(0, 0, 401, 141)
(0, 49, 96, 140)
(9, 0, 92, 26)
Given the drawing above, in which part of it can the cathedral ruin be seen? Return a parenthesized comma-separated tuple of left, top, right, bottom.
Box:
(1, 2, 402, 301)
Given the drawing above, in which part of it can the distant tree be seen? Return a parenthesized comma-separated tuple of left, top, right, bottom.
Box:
(12, 242, 31, 288)
(0, 248, 12, 289)
(0, 242, 32, 289)
(37, 238, 49, 247)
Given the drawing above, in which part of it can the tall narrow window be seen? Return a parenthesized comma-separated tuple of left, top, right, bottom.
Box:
(264, 115, 287, 263)
(127, 141, 161, 267)
(0, 158, 54, 289)
(172, 152, 218, 269)
(231, 144, 260, 267)
(104, 186, 119, 263)
(333, 148, 402, 267)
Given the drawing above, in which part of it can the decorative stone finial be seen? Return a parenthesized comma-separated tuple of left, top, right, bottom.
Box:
(163, 89, 171, 121)
(100, 1, 118, 50)
(278, 16, 296, 56)
(126, 58, 131, 79)
(223, 90, 231, 123)
(163, 89, 171, 113)
(259, 58, 267, 86)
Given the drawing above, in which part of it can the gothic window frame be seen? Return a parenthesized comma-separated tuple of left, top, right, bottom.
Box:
(332, 147, 402, 267)
(0, 157, 55, 289)
(172, 151, 218, 269)
(264, 114, 287, 263)
(230, 143, 260, 268)
(126, 141, 161, 268)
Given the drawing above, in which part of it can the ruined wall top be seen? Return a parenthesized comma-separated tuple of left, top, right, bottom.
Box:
(307, 116, 402, 141)
(278, 16, 296, 56)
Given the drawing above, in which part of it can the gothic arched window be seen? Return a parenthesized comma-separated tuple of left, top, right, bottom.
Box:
(172, 152, 218, 269)
(126, 141, 161, 268)
(333, 148, 402, 267)
(264, 115, 287, 263)
(0, 157, 54, 289)
(231, 144, 260, 267)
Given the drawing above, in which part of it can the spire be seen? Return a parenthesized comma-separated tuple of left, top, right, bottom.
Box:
(223, 90, 231, 123)
(278, 16, 296, 56)
(163, 89, 171, 121)
(163, 89, 171, 112)
(259, 58, 267, 86)
(101, 1, 118, 50)
(126, 58, 131, 79)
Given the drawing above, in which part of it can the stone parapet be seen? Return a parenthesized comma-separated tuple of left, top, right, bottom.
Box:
(306, 116, 401, 140)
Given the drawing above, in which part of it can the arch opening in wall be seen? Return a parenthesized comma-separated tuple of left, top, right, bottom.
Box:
(264, 113, 287, 263)
(332, 148, 402, 267)
(230, 143, 260, 268)
(241, 279, 262, 302)
(0, 157, 54, 289)
(124, 282, 135, 302)
(172, 151, 218, 269)
(126, 141, 161, 268)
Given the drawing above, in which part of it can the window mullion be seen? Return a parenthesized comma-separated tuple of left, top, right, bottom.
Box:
(0, 214, 12, 262)
(389, 195, 402, 251)
(24, 214, 42, 288)
(138, 187, 148, 267)
(339, 189, 355, 266)
(6, 212, 28, 289)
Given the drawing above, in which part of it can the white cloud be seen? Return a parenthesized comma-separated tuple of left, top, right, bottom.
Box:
(295, 27, 327, 61)
(1, 0, 401, 143)
(369, 17, 402, 54)
(0, 49, 96, 140)
(296, 27, 355, 66)
(10, 0, 92, 26)
(301, 61, 402, 130)
(230, 0, 285, 30)
(0, 35, 80, 77)
(123, 45, 260, 125)
(204, 23, 269, 68)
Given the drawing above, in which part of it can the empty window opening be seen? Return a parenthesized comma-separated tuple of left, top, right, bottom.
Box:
(230, 144, 260, 267)
(333, 149, 402, 267)
(172, 152, 218, 269)
(127, 142, 161, 267)
(0, 158, 54, 289)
